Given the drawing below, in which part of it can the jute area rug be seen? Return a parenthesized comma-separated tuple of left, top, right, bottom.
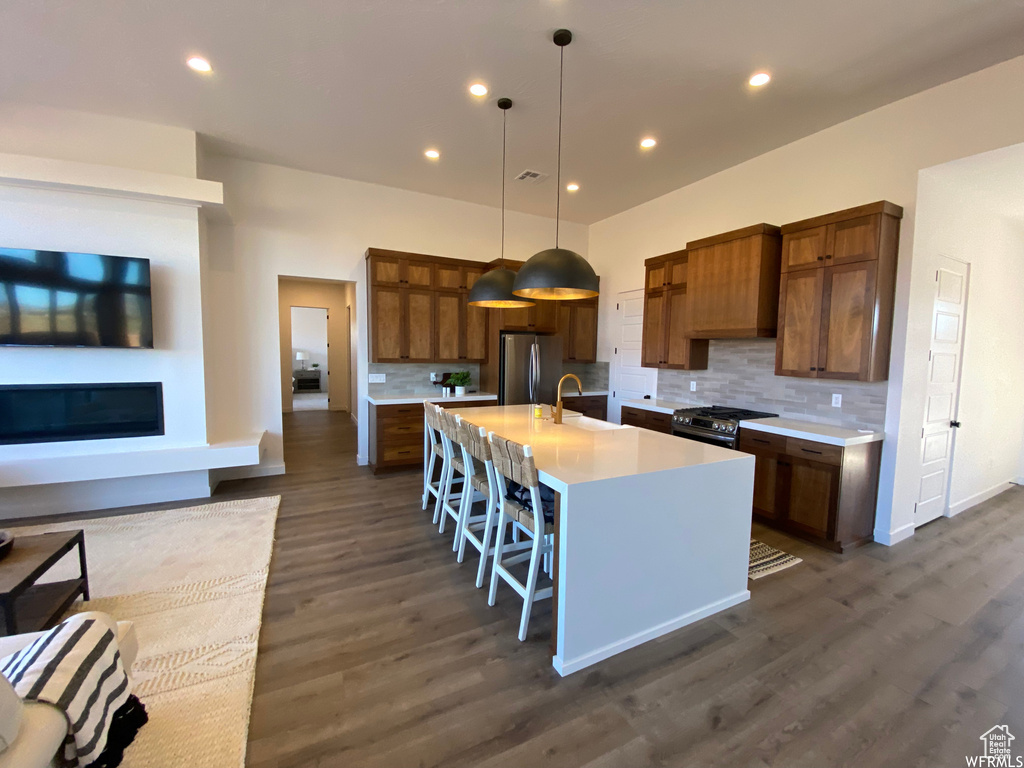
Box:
(10, 495, 281, 768)
(748, 538, 803, 580)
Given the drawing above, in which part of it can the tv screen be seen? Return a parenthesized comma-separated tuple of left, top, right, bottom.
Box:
(0, 248, 153, 348)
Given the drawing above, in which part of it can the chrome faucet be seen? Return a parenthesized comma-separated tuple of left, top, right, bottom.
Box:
(554, 374, 583, 424)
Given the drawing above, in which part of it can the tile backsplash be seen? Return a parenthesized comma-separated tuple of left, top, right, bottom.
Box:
(563, 362, 609, 392)
(368, 363, 481, 396)
(657, 339, 887, 430)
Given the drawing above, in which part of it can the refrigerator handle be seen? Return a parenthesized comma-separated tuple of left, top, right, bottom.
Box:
(529, 342, 538, 403)
(532, 342, 541, 404)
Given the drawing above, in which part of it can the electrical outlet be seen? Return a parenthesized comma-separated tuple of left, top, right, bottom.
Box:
(832, 393, 842, 408)
(430, 372, 439, 382)
(690, 381, 697, 392)
(369, 373, 386, 384)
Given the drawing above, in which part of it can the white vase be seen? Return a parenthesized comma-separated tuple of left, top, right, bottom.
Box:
(455, 386, 467, 397)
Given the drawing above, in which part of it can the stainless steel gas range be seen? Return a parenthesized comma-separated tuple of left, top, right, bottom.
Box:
(672, 405, 779, 450)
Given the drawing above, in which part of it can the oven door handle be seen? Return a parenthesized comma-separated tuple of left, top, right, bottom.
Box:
(672, 427, 737, 446)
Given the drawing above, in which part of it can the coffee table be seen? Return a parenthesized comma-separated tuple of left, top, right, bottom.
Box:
(0, 530, 89, 637)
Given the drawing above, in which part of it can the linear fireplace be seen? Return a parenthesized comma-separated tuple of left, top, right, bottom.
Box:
(0, 383, 164, 445)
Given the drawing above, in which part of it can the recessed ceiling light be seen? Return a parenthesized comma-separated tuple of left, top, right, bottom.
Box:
(749, 72, 771, 87)
(469, 83, 488, 97)
(640, 137, 657, 149)
(424, 149, 440, 159)
(186, 56, 212, 73)
(566, 183, 579, 192)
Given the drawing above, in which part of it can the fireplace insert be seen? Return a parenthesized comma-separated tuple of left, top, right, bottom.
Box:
(0, 383, 164, 445)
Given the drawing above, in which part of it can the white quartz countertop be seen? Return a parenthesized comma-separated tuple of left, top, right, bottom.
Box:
(622, 398, 699, 415)
(367, 391, 498, 406)
(449, 404, 746, 490)
(740, 417, 884, 447)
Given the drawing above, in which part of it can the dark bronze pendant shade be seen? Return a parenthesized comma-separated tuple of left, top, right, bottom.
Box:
(468, 98, 536, 309)
(512, 29, 599, 301)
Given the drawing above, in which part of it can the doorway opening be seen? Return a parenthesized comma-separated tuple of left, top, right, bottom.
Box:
(291, 306, 329, 411)
(277, 276, 356, 418)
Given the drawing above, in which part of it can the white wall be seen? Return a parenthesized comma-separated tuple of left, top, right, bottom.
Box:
(201, 156, 588, 468)
(912, 167, 1024, 516)
(588, 53, 1024, 545)
(0, 104, 214, 518)
(290, 306, 329, 382)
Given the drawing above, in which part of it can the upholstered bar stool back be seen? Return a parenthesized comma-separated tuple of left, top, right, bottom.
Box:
(454, 418, 501, 586)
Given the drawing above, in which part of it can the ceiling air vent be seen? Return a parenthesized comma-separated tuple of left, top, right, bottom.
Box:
(515, 169, 549, 184)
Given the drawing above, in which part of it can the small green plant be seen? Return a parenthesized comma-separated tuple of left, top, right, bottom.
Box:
(447, 371, 471, 387)
(311, 363, 320, 369)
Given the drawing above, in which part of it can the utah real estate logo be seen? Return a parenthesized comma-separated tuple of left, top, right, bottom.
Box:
(967, 726, 1021, 767)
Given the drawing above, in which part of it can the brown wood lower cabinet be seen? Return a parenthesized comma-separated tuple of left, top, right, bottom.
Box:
(620, 405, 673, 434)
(740, 431, 881, 552)
(369, 400, 494, 473)
(563, 394, 607, 421)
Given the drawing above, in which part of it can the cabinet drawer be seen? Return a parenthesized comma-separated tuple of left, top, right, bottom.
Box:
(786, 437, 843, 465)
(381, 421, 424, 442)
(382, 444, 421, 464)
(739, 431, 787, 453)
(375, 403, 425, 420)
(621, 406, 647, 427)
(648, 412, 673, 432)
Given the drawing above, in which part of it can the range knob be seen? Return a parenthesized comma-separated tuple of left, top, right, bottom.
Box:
(712, 423, 720, 431)
(726, 424, 736, 433)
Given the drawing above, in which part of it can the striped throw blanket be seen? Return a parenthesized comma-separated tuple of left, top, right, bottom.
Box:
(1, 615, 140, 767)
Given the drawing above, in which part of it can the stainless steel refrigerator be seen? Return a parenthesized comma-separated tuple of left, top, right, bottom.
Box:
(499, 333, 563, 405)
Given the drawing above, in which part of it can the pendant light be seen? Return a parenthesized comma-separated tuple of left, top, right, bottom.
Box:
(468, 98, 536, 309)
(513, 29, 599, 301)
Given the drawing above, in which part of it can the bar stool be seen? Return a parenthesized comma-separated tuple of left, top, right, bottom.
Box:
(487, 432, 554, 641)
(422, 402, 446, 512)
(426, 403, 464, 528)
(454, 418, 500, 588)
(436, 408, 475, 547)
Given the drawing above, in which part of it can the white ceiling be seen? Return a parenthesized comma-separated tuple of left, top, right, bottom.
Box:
(3, 1, 1024, 224)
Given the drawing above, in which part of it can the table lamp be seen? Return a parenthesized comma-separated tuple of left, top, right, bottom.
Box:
(296, 351, 309, 370)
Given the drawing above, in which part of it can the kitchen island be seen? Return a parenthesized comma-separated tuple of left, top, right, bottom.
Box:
(448, 404, 754, 676)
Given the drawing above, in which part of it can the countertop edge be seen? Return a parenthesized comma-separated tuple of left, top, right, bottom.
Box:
(367, 393, 499, 406)
(740, 418, 884, 447)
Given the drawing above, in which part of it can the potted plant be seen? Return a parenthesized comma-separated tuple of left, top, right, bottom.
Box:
(447, 371, 471, 397)
(311, 363, 320, 369)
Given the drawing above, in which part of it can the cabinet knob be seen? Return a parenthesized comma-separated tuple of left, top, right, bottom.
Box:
(816, 256, 824, 261)
(825, 254, 833, 259)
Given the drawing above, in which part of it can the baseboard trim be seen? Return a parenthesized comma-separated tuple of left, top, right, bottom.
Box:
(873, 522, 915, 546)
(552, 589, 750, 677)
(209, 461, 286, 490)
(946, 481, 1013, 517)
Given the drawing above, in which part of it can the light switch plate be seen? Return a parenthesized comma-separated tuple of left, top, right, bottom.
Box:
(369, 373, 386, 384)
(690, 381, 697, 392)
(430, 372, 439, 382)
(832, 393, 842, 408)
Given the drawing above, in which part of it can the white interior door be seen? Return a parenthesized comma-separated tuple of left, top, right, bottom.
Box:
(608, 289, 658, 423)
(915, 255, 970, 527)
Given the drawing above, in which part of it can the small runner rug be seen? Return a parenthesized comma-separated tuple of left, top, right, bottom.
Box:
(749, 538, 802, 580)
(10, 494, 281, 768)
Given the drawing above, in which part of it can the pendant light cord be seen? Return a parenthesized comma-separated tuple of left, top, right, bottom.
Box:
(501, 107, 507, 267)
(555, 44, 564, 248)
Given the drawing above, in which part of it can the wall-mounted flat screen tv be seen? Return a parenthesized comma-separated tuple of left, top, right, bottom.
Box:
(0, 248, 154, 348)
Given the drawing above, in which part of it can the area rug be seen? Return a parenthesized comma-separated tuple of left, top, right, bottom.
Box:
(748, 538, 802, 580)
(9, 495, 281, 768)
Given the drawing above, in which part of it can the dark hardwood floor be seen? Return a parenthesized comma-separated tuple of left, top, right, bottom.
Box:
(18, 410, 1024, 766)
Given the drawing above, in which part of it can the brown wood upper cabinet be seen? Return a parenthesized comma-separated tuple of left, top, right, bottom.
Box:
(776, 201, 902, 382)
(435, 291, 487, 364)
(557, 298, 598, 363)
(371, 285, 435, 363)
(684, 224, 782, 339)
(501, 298, 559, 333)
(435, 263, 485, 292)
(641, 250, 708, 370)
(368, 249, 435, 288)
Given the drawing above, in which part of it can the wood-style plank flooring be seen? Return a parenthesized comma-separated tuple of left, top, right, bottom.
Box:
(26, 410, 1024, 767)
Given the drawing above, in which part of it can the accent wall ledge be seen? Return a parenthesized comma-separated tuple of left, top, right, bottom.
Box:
(0, 151, 224, 208)
(0, 432, 266, 488)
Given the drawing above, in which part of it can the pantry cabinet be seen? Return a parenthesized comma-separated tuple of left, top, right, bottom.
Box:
(776, 201, 902, 382)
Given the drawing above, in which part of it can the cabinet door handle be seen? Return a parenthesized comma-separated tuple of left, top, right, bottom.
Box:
(801, 448, 823, 455)
(753, 438, 770, 444)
